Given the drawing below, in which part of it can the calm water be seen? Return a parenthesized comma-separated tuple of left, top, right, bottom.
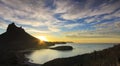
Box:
(26, 43, 116, 64)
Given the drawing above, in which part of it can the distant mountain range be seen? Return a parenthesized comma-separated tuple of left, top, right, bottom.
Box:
(0, 23, 47, 50)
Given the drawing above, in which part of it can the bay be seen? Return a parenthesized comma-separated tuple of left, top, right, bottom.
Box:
(26, 43, 116, 64)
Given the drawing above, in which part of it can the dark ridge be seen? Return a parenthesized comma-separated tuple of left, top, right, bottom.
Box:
(0, 23, 54, 66)
(0, 23, 49, 50)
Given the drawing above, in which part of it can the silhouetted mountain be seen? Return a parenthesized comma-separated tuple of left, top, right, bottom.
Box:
(0, 23, 54, 66)
(0, 23, 45, 50)
(42, 44, 120, 66)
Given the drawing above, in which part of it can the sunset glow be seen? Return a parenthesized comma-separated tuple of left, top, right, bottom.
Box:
(37, 36, 48, 41)
(0, 0, 120, 43)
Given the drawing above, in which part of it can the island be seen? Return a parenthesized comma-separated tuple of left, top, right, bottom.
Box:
(50, 46, 73, 51)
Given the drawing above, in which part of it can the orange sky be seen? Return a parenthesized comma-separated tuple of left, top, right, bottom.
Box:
(33, 34, 120, 43)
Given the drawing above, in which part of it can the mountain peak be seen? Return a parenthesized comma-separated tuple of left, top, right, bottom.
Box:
(7, 23, 25, 33)
(0, 23, 42, 50)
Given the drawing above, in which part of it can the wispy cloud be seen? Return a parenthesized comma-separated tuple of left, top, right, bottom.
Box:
(0, 0, 60, 32)
(63, 23, 83, 29)
(65, 20, 120, 38)
(0, 22, 7, 29)
(54, 0, 120, 20)
(0, 0, 120, 38)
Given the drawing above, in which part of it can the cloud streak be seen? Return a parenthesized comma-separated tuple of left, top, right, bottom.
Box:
(0, 0, 120, 39)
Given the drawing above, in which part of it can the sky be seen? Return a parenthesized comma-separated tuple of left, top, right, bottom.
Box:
(0, 0, 120, 43)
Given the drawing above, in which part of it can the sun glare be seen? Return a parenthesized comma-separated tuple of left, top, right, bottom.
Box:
(37, 36, 48, 41)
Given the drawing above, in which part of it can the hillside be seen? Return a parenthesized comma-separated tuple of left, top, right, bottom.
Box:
(0, 23, 49, 50)
(0, 23, 52, 66)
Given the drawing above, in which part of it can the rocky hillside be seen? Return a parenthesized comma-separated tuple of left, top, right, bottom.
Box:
(0, 23, 51, 66)
(0, 23, 48, 50)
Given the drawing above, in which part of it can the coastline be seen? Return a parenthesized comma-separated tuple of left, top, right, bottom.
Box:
(42, 44, 120, 66)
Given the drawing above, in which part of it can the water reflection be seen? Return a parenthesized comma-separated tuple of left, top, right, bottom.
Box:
(27, 43, 115, 64)
(27, 49, 60, 64)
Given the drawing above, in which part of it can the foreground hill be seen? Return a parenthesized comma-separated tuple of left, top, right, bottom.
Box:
(42, 44, 120, 66)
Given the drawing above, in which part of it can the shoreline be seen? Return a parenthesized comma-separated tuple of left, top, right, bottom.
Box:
(42, 44, 120, 66)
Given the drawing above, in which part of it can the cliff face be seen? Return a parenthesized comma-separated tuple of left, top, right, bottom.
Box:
(0, 23, 42, 50)
(42, 44, 120, 66)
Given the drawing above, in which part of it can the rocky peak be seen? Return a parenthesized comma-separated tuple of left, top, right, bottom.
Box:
(6, 23, 25, 33)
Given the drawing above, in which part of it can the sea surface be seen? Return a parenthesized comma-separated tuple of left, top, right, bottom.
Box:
(26, 43, 116, 64)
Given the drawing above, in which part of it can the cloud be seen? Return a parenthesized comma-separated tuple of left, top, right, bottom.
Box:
(102, 9, 120, 20)
(0, 0, 62, 32)
(48, 27, 61, 32)
(0, 0, 120, 38)
(54, 0, 120, 20)
(0, 22, 7, 29)
(65, 20, 120, 38)
(65, 30, 120, 38)
(63, 23, 83, 29)
(84, 16, 101, 23)
(24, 26, 52, 34)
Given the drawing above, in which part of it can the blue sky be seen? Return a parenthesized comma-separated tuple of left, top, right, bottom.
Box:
(0, 0, 120, 42)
